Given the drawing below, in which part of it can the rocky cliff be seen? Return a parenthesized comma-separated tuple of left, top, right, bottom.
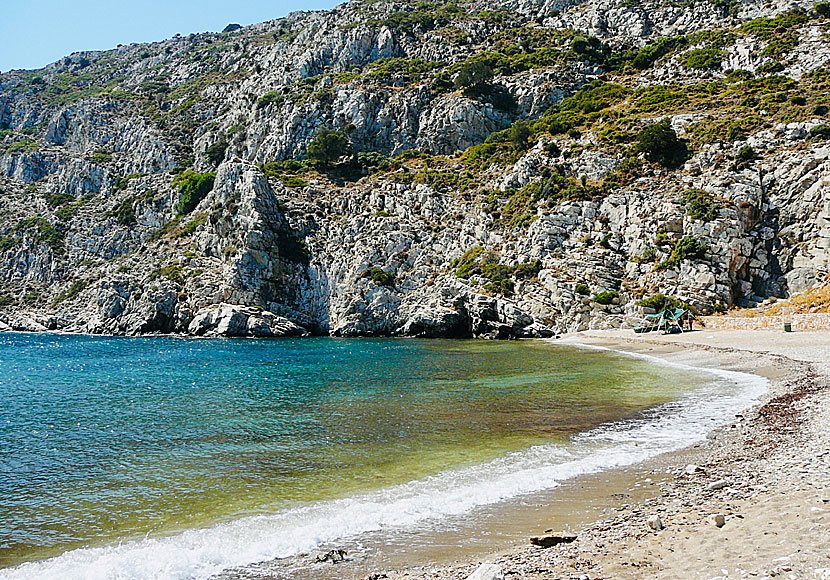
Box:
(0, 0, 828, 337)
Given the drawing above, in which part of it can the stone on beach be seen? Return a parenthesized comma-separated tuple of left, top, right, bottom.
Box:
(710, 514, 726, 528)
(529, 533, 578, 548)
(315, 549, 347, 563)
(708, 480, 730, 491)
(465, 562, 503, 580)
(647, 515, 664, 530)
(686, 464, 705, 474)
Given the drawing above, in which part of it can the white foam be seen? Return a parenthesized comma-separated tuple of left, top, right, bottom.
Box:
(1, 343, 768, 580)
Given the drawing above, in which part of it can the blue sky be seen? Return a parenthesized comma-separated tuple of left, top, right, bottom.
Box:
(0, 0, 341, 72)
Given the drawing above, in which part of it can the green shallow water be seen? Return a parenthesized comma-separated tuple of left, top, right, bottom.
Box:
(0, 334, 709, 568)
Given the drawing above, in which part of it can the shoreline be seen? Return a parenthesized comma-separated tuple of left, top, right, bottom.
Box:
(363, 329, 830, 580)
(3, 330, 828, 579)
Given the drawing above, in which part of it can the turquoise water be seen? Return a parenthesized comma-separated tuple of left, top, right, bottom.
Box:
(0, 333, 765, 579)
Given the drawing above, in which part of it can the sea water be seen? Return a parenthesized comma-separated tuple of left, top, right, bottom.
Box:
(0, 333, 766, 579)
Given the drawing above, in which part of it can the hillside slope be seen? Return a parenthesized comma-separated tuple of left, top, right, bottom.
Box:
(0, 0, 828, 337)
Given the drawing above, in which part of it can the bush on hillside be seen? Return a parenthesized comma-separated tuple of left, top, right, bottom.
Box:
(306, 128, 352, 166)
(361, 267, 395, 287)
(174, 171, 216, 215)
(635, 119, 689, 169)
(206, 140, 228, 166)
(592, 291, 619, 305)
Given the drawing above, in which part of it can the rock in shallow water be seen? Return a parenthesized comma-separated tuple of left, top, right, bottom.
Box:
(187, 303, 307, 337)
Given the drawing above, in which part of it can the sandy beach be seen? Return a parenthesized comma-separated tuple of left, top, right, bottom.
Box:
(367, 329, 830, 580)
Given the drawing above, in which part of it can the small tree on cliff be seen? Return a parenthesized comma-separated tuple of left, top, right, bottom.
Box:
(635, 118, 689, 169)
(306, 128, 352, 166)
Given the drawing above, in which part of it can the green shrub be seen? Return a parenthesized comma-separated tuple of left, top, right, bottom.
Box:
(490, 169, 601, 230)
(453, 60, 494, 91)
(306, 128, 352, 166)
(726, 123, 746, 141)
(111, 173, 146, 192)
(635, 86, 689, 113)
(15, 217, 63, 251)
(2, 139, 38, 154)
(682, 188, 722, 221)
(206, 140, 228, 166)
(256, 91, 284, 109)
(453, 246, 485, 278)
(413, 169, 478, 191)
(53, 280, 88, 305)
(367, 58, 443, 84)
(732, 144, 757, 170)
(631, 246, 657, 263)
(629, 36, 687, 70)
(108, 198, 136, 226)
(261, 159, 307, 177)
(684, 48, 723, 70)
(740, 8, 810, 35)
(0, 236, 16, 252)
(816, 2, 830, 16)
(91, 149, 112, 164)
(508, 121, 532, 151)
(276, 228, 309, 265)
(512, 260, 541, 280)
(657, 236, 708, 270)
(45, 192, 75, 208)
(592, 291, 619, 305)
(361, 267, 396, 287)
(635, 119, 689, 169)
(809, 124, 830, 140)
(174, 170, 216, 215)
(55, 205, 73, 222)
(357, 151, 396, 173)
(638, 293, 696, 313)
(280, 175, 309, 188)
(480, 263, 515, 297)
(575, 283, 590, 295)
(740, 9, 810, 58)
(177, 213, 207, 237)
(152, 264, 185, 283)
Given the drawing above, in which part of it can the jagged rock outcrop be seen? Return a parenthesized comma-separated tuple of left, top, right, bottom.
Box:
(188, 303, 307, 337)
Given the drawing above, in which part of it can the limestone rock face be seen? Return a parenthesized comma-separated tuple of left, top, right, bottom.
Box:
(0, 0, 828, 338)
(188, 303, 307, 337)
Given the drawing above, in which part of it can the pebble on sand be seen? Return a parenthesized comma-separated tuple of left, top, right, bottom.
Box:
(529, 534, 578, 548)
(647, 515, 664, 530)
(707, 480, 730, 491)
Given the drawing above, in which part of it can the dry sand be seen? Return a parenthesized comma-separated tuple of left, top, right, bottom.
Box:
(378, 329, 830, 580)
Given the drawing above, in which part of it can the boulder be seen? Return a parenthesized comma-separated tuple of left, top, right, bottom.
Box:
(188, 303, 307, 337)
(466, 563, 503, 580)
(530, 533, 578, 548)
